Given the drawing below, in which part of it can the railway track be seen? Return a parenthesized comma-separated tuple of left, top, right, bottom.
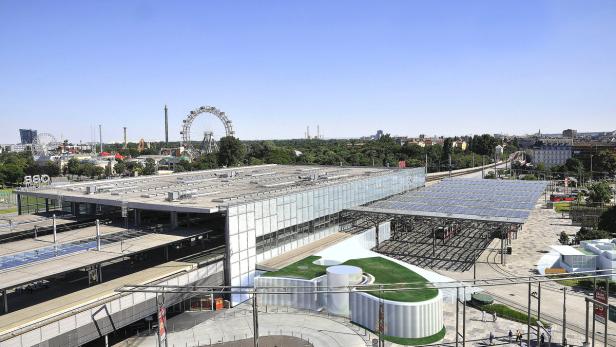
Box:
(484, 248, 616, 346)
(426, 161, 507, 182)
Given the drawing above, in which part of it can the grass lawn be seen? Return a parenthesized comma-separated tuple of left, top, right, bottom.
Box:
(0, 207, 18, 214)
(479, 304, 549, 327)
(0, 188, 14, 193)
(553, 202, 572, 213)
(343, 257, 438, 302)
(360, 325, 446, 345)
(263, 255, 438, 302)
(556, 278, 616, 295)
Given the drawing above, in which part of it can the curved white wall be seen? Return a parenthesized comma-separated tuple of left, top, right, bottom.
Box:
(255, 276, 324, 310)
(326, 265, 363, 316)
(350, 291, 443, 339)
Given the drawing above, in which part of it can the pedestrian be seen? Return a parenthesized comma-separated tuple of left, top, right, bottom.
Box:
(508, 329, 513, 343)
(489, 331, 494, 345)
(493, 312, 497, 322)
(482, 310, 485, 322)
(540, 333, 545, 346)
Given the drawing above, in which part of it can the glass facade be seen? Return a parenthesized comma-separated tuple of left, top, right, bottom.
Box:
(226, 167, 425, 304)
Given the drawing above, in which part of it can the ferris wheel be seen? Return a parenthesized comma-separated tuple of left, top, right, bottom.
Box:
(32, 133, 60, 155)
(180, 105, 234, 158)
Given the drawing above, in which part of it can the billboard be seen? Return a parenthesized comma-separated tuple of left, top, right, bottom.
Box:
(158, 305, 167, 343)
(594, 288, 607, 323)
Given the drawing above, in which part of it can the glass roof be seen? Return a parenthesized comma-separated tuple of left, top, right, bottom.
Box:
(354, 178, 548, 224)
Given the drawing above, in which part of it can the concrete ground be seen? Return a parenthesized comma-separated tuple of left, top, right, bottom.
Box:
(437, 200, 614, 346)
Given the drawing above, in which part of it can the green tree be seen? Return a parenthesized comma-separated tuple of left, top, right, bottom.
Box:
(114, 160, 127, 176)
(0, 163, 25, 186)
(66, 158, 81, 175)
(593, 150, 616, 176)
(598, 206, 616, 235)
(442, 138, 453, 162)
(559, 231, 570, 245)
(126, 161, 144, 176)
(218, 136, 246, 167)
(576, 227, 610, 242)
(564, 158, 583, 173)
(142, 158, 157, 175)
(174, 159, 192, 173)
(586, 182, 612, 205)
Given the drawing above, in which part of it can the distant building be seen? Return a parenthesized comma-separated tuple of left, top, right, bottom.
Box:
(374, 130, 384, 140)
(530, 144, 572, 168)
(19, 129, 37, 144)
(562, 129, 577, 139)
(453, 140, 468, 151)
(549, 239, 616, 280)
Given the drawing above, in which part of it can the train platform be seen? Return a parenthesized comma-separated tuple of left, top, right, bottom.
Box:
(0, 261, 195, 336)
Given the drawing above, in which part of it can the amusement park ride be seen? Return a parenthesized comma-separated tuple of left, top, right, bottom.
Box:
(180, 105, 235, 159)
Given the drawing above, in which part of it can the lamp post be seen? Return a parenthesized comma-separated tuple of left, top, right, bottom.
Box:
(590, 154, 593, 183)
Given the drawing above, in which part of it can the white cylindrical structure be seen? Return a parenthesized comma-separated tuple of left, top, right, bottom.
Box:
(96, 219, 101, 251)
(52, 214, 57, 243)
(327, 265, 363, 316)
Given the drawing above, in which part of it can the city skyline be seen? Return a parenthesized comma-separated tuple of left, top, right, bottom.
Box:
(1, 1, 615, 143)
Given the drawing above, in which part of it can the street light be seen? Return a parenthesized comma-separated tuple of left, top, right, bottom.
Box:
(590, 154, 593, 183)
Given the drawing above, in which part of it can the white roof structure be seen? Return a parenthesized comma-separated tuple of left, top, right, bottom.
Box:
(550, 245, 586, 256)
(17, 164, 399, 214)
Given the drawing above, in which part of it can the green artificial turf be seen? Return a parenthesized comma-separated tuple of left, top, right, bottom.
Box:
(479, 304, 549, 327)
(361, 325, 446, 345)
(343, 257, 438, 302)
(263, 255, 438, 302)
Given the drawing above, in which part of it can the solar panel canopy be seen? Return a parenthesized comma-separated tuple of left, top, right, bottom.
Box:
(349, 178, 548, 224)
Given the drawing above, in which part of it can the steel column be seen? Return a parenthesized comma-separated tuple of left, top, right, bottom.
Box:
(253, 289, 259, 347)
(52, 213, 57, 243)
(527, 280, 531, 347)
(563, 287, 567, 347)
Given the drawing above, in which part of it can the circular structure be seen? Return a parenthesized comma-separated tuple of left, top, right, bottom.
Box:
(32, 133, 60, 155)
(180, 105, 234, 158)
(326, 265, 363, 316)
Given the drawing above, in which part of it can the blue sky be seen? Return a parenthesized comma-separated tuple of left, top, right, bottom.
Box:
(1, 1, 615, 143)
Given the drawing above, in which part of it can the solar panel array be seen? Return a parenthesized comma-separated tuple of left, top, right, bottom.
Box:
(0, 229, 148, 271)
(362, 178, 548, 223)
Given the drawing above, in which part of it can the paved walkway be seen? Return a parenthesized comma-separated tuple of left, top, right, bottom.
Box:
(438, 201, 614, 346)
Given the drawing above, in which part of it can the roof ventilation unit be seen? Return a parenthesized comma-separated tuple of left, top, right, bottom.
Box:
(86, 186, 97, 194)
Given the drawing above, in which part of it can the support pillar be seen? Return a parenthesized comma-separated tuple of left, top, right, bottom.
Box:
(164, 246, 169, 261)
(96, 219, 101, 251)
(134, 209, 141, 227)
(17, 194, 22, 215)
(71, 202, 78, 216)
(374, 222, 380, 248)
(88, 203, 97, 216)
(2, 289, 7, 314)
(97, 264, 103, 283)
(45, 198, 49, 213)
(170, 211, 178, 229)
(52, 214, 57, 243)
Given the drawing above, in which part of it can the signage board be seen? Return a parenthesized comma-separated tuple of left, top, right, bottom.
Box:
(23, 174, 51, 187)
(594, 288, 607, 323)
(609, 304, 616, 323)
(158, 305, 167, 342)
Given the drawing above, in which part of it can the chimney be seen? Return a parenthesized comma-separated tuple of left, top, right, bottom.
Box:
(164, 105, 169, 145)
(98, 124, 103, 154)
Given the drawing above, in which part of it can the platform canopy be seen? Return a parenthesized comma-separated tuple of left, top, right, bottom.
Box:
(346, 178, 548, 224)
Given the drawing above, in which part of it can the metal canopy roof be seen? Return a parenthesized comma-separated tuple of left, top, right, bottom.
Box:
(346, 178, 548, 224)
